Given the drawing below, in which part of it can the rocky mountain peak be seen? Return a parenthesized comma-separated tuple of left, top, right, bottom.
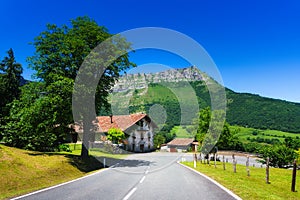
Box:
(113, 66, 207, 92)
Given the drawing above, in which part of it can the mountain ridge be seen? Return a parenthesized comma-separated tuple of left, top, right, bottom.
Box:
(109, 66, 300, 133)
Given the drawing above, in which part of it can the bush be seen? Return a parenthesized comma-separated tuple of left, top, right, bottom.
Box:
(58, 144, 72, 152)
(258, 145, 297, 168)
(252, 131, 258, 136)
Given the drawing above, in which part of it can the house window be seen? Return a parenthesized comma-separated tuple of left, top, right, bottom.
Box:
(137, 120, 144, 129)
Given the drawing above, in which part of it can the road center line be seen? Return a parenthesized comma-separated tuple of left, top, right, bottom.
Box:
(139, 176, 146, 183)
(123, 187, 137, 200)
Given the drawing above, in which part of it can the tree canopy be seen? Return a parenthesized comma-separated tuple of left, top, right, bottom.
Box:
(194, 107, 240, 153)
(107, 128, 125, 144)
(29, 16, 134, 157)
(1, 16, 135, 156)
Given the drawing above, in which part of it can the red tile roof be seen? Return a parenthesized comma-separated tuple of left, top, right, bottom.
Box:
(97, 113, 148, 132)
(167, 138, 194, 146)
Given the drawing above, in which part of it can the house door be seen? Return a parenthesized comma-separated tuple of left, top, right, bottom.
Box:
(132, 144, 135, 152)
(140, 144, 144, 152)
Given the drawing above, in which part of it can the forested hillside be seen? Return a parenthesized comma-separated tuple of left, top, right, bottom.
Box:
(226, 89, 300, 132)
(109, 81, 300, 133)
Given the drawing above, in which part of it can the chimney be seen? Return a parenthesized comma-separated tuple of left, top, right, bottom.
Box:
(110, 115, 113, 123)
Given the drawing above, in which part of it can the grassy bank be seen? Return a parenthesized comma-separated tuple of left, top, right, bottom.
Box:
(0, 144, 128, 199)
(182, 161, 300, 200)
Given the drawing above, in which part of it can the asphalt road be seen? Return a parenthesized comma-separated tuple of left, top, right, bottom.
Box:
(13, 153, 239, 200)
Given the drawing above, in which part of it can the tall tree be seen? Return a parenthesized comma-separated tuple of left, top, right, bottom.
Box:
(28, 16, 135, 157)
(0, 48, 23, 116)
(194, 107, 236, 153)
(0, 49, 23, 140)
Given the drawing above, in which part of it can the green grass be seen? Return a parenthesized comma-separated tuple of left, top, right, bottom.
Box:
(171, 126, 194, 138)
(0, 144, 128, 200)
(182, 161, 300, 200)
(231, 125, 300, 143)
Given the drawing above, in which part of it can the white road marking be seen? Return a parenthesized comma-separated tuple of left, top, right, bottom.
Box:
(145, 170, 149, 174)
(139, 176, 146, 183)
(123, 187, 137, 200)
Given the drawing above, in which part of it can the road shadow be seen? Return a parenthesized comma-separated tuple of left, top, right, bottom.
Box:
(26, 152, 155, 172)
(111, 159, 156, 168)
(26, 152, 105, 172)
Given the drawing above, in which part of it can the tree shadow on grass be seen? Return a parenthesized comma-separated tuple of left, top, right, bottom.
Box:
(26, 152, 156, 173)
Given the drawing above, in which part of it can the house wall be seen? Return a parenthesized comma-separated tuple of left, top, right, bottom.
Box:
(126, 118, 155, 152)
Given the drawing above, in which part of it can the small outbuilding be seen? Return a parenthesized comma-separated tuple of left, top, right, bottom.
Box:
(167, 138, 194, 152)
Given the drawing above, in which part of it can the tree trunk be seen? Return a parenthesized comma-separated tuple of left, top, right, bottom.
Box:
(80, 119, 92, 159)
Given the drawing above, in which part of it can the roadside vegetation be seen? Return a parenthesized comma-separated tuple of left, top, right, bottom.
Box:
(182, 161, 300, 200)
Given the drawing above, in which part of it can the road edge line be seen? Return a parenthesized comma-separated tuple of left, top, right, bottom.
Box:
(177, 161, 242, 200)
(10, 168, 110, 200)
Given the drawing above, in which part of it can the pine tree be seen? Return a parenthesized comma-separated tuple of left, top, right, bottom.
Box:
(0, 48, 23, 116)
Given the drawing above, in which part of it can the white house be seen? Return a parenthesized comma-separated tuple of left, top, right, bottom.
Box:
(95, 113, 157, 152)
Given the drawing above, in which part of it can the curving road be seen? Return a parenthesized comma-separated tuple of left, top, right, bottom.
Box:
(12, 152, 239, 200)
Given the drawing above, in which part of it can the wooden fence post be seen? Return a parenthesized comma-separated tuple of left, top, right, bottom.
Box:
(246, 156, 250, 176)
(291, 159, 297, 192)
(223, 155, 226, 170)
(214, 153, 217, 168)
(266, 157, 270, 184)
(232, 154, 236, 173)
(194, 153, 197, 168)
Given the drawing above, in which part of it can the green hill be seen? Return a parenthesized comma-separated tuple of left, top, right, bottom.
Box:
(108, 80, 300, 133)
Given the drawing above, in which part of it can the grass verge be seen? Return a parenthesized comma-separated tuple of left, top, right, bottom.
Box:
(0, 144, 128, 200)
(182, 161, 300, 200)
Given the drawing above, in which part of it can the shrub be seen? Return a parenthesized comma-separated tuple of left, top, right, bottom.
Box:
(58, 144, 72, 152)
(258, 145, 297, 168)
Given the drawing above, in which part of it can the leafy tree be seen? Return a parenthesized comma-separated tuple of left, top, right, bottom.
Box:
(3, 76, 74, 151)
(259, 145, 297, 168)
(194, 107, 239, 153)
(216, 122, 240, 150)
(107, 128, 125, 144)
(194, 107, 211, 144)
(27, 16, 134, 158)
(153, 133, 166, 149)
(284, 137, 300, 150)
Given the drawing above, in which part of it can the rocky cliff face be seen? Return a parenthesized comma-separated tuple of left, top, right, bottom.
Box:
(113, 66, 208, 92)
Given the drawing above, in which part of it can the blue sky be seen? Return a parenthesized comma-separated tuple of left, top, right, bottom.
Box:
(0, 0, 300, 102)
